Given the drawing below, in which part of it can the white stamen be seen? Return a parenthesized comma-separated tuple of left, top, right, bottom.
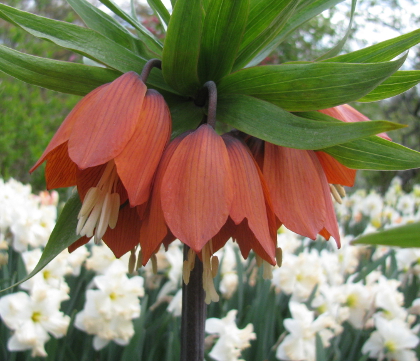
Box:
(136, 249, 143, 270)
(151, 254, 158, 274)
(76, 161, 121, 241)
(334, 184, 346, 198)
(330, 184, 342, 204)
(202, 241, 219, 304)
(262, 261, 273, 280)
(211, 256, 219, 279)
(128, 248, 136, 274)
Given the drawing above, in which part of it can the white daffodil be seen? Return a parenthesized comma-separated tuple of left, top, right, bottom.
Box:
(276, 302, 337, 361)
(206, 310, 256, 361)
(85, 243, 130, 274)
(0, 286, 70, 357)
(362, 316, 419, 361)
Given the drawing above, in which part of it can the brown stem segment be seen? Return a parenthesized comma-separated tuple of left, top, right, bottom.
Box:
(140, 59, 162, 83)
(203, 81, 217, 129)
(180, 245, 207, 361)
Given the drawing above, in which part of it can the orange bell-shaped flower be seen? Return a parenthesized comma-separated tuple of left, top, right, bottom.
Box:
(31, 72, 171, 257)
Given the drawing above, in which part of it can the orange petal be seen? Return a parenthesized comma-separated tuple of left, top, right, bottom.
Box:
(139, 132, 191, 264)
(315, 151, 356, 187)
(319, 104, 391, 141)
(68, 236, 90, 253)
(115, 89, 171, 207)
(44, 142, 78, 189)
(234, 219, 275, 265)
(68, 72, 147, 169)
(102, 204, 141, 258)
(264, 145, 328, 239)
(212, 217, 236, 253)
(161, 124, 234, 253)
(246, 136, 265, 170)
(223, 134, 276, 263)
(30, 84, 107, 173)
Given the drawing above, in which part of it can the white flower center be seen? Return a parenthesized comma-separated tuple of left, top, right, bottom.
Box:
(76, 161, 120, 244)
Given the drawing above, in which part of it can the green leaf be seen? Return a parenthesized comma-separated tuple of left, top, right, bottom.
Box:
(219, 56, 406, 111)
(0, 45, 121, 95)
(357, 71, 420, 102)
(217, 94, 404, 150)
(247, 0, 344, 67)
(147, 0, 171, 27)
(233, 0, 300, 70)
(315, 0, 356, 61)
(198, 0, 249, 83)
(1, 193, 82, 292)
(322, 136, 420, 170)
(162, 0, 203, 96)
(66, 0, 141, 52)
(170, 101, 203, 139)
(98, 0, 163, 56)
(0, 3, 147, 73)
(315, 333, 327, 361)
(326, 28, 420, 63)
(352, 223, 420, 248)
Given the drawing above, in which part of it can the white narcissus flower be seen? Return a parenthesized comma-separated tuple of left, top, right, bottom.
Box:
(167, 288, 183, 317)
(276, 302, 337, 361)
(206, 310, 256, 361)
(74, 261, 144, 349)
(0, 285, 70, 357)
(85, 243, 130, 274)
(218, 241, 239, 299)
(362, 316, 419, 361)
(340, 282, 374, 329)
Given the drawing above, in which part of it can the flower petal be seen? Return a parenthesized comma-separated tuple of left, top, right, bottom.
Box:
(139, 132, 191, 264)
(44, 142, 78, 189)
(315, 151, 356, 187)
(30, 84, 107, 173)
(115, 89, 171, 207)
(68, 236, 90, 253)
(161, 124, 234, 253)
(68, 72, 147, 169)
(223, 134, 276, 263)
(102, 205, 141, 258)
(264, 145, 328, 239)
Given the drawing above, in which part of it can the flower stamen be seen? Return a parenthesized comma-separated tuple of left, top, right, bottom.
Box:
(77, 161, 121, 243)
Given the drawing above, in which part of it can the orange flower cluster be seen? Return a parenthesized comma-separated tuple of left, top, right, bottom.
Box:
(32, 72, 381, 302)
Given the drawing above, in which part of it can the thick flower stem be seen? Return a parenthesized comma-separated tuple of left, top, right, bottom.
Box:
(180, 245, 207, 361)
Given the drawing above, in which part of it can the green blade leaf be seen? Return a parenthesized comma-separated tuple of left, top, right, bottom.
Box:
(1, 193, 82, 292)
(0, 3, 147, 73)
(170, 101, 203, 139)
(67, 0, 141, 52)
(233, 0, 300, 70)
(326, 28, 420, 63)
(162, 0, 203, 96)
(217, 94, 404, 149)
(219, 56, 406, 111)
(247, 0, 344, 67)
(315, 0, 356, 61)
(147, 0, 171, 27)
(0, 45, 121, 95)
(198, 0, 249, 83)
(322, 136, 420, 170)
(357, 70, 420, 102)
(98, 0, 163, 56)
(352, 223, 420, 248)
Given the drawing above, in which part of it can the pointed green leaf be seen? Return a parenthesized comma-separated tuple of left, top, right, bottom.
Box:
(198, 0, 249, 83)
(147, 0, 171, 27)
(162, 0, 203, 96)
(170, 101, 203, 139)
(0, 45, 121, 95)
(315, 0, 356, 61)
(219, 56, 406, 111)
(322, 136, 420, 170)
(0, 3, 147, 73)
(1, 193, 82, 292)
(326, 28, 420, 63)
(357, 71, 420, 102)
(247, 0, 344, 67)
(217, 94, 404, 150)
(352, 223, 420, 248)
(67, 0, 141, 52)
(233, 0, 299, 70)
(315, 333, 327, 361)
(99, 0, 163, 56)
